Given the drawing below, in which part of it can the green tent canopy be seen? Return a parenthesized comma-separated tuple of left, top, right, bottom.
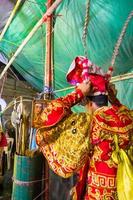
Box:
(0, 0, 133, 109)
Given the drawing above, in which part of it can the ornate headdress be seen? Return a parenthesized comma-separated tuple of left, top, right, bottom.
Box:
(66, 56, 113, 96)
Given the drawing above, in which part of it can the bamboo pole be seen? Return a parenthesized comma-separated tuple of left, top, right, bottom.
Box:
(54, 72, 133, 94)
(44, 0, 54, 99)
(0, 0, 22, 41)
(111, 72, 133, 83)
(44, 0, 54, 199)
(0, 0, 63, 80)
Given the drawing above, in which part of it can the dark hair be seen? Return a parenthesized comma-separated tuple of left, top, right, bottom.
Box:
(84, 94, 108, 107)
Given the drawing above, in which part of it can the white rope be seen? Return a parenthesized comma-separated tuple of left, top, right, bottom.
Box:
(82, 0, 90, 57)
(33, 186, 48, 200)
(110, 10, 133, 107)
(12, 175, 48, 200)
(12, 176, 48, 186)
(111, 10, 133, 67)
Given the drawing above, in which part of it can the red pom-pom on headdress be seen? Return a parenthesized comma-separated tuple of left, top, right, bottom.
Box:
(66, 56, 113, 96)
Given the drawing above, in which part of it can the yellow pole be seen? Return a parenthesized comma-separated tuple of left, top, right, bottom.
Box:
(0, 0, 63, 80)
(0, 0, 22, 41)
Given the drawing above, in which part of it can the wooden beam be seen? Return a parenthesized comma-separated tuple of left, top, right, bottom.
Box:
(44, 0, 54, 100)
(44, 1, 55, 200)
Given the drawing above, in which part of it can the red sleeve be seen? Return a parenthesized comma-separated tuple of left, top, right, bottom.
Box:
(0, 133, 7, 147)
(33, 88, 84, 128)
(56, 88, 84, 110)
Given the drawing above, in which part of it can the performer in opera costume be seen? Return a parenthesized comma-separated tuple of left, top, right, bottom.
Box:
(33, 56, 133, 200)
(0, 126, 7, 183)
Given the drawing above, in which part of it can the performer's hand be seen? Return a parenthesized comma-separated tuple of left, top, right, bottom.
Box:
(107, 83, 117, 96)
(77, 80, 92, 96)
(107, 83, 120, 106)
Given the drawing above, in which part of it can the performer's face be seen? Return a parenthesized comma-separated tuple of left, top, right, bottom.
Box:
(34, 104, 43, 114)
